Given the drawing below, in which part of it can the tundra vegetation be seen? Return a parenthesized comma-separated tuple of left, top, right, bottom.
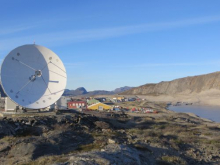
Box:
(0, 101, 220, 165)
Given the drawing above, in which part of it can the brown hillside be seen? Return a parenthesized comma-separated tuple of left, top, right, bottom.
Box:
(121, 71, 220, 95)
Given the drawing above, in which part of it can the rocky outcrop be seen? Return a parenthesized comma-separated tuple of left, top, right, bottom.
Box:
(67, 144, 145, 165)
(121, 71, 220, 95)
(1, 110, 220, 165)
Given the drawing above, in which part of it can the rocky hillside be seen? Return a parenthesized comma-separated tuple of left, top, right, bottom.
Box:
(121, 71, 220, 95)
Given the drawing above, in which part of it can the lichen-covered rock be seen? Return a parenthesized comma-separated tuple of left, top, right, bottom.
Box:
(8, 142, 36, 159)
(68, 144, 146, 165)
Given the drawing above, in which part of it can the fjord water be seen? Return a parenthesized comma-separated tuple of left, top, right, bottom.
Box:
(169, 105, 220, 123)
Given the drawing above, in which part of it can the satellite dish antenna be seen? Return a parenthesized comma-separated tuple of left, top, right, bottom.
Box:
(0, 44, 67, 109)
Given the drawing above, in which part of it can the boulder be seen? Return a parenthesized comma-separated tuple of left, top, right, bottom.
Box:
(108, 138, 116, 144)
(68, 144, 145, 165)
(8, 142, 36, 159)
(0, 141, 10, 152)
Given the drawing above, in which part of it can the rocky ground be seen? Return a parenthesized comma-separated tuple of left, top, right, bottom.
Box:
(0, 106, 220, 165)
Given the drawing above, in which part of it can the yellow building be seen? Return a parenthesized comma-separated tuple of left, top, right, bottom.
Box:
(88, 102, 112, 111)
(117, 96, 125, 101)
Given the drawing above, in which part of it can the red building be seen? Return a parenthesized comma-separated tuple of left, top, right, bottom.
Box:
(68, 101, 87, 109)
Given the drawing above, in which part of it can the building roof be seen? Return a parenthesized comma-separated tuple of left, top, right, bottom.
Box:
(68, 101, 86, 103)
(88, 102, 112, 108)
(88, 98, 99, 101)
(87, 99, 100, 103)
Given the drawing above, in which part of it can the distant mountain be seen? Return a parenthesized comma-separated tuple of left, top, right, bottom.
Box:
(113, 86, 133, 93)
(63, 86, 133, 96)
(87, 90, 115, 96)
(0, 84, 133, 97)
(63, 87, 88, 96)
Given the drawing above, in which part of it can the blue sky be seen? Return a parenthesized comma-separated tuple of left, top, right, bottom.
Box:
(1, 0, 220, 91)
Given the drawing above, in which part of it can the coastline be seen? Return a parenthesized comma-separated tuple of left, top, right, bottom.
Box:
(129, 90, 220, 106)
(168, 104, 220, 123)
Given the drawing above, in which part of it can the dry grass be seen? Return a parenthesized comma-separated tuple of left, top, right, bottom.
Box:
(19, 155, 68, 165)
(157, 155, 187, 165)
(133, 143, 153, 153)
(76, 143, 102, 152)
(128, 128, 145, 135)
(1, 136, 16, 143)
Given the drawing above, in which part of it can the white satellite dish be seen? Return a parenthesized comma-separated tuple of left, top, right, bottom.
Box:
(0, 44, 67, 109)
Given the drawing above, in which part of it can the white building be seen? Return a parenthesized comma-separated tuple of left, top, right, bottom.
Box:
(50, 96, 71, 110)
(0, 97, 18, 112)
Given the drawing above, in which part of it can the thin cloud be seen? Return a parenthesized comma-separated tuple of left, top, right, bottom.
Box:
(119, 61, 220, 68)
(0, 26, 34, 36)
(1, 15, 220, 51)
(0, 16, 73, 37)
(38, 15, 220, 43)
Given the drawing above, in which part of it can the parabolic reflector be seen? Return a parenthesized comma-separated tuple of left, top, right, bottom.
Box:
(0, 44, 67, 109)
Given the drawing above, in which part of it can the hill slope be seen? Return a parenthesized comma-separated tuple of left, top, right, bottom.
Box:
(121, 71, 220, 95)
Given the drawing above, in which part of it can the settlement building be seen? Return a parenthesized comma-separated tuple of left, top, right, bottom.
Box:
(56, 96, 71, 110)
(95, 97, 106, 102)
(117, 96, 125, 101)
(0, 97, 18, 112)
(68, 101, 87, 109)
(128, 97, 136, 101)
(87, 102, 112, 111)
(87, 99, 99, 105)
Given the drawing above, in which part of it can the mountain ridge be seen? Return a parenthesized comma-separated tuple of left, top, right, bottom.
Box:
(63, 86, 133, 96)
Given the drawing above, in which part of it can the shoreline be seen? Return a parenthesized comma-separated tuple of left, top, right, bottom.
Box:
(168, 104, 220, 123)
(118, 92, 220, 106)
